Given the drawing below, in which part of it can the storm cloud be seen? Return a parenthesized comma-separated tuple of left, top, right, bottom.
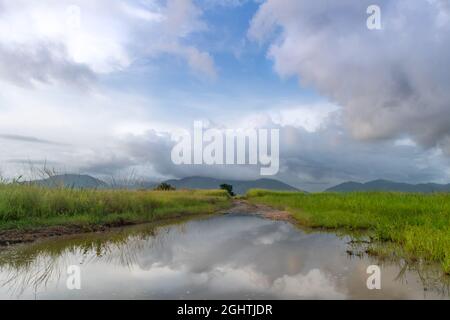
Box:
(74, 119, 450, 191)
(249, 0, 450, 152)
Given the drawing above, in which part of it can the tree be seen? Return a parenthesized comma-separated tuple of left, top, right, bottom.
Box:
(220, 184, 235, 197)
(154, 182, 176, 191)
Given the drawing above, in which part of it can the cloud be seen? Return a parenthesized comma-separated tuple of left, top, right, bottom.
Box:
(278, 121, 450, 190)
(77, 154, 136, 176)
(117, 130, 263, 180)
(0, 0, 216, 87)
(156, 42, 217, 79)
(0, 42, 95, 88)
(0, 134, 65, 145)
(1, 86, 447, 190)
(249, 0, 450, 153)
(71, 116, 450, 191)
(271, 269, 345, 299)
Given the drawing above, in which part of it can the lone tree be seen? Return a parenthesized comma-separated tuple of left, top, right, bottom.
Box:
(154, 182, 176, 191)
(220, 184, 235, 197)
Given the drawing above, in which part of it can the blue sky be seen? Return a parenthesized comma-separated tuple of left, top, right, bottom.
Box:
(0, 0, 450, 191)
(102, 1, 320, 116)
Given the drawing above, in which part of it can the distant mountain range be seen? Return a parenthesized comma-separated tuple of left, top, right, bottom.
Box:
(30, 174, 108, 189)
(28, 174, 299, 194)
(29, 175, 449, 194)
(326, 179, 450, 193)
(164, 176, 300, 194)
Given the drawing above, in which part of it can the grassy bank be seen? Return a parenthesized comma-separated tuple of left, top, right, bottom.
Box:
(246, 190, 450, 274)
(0, 184, 231, 231)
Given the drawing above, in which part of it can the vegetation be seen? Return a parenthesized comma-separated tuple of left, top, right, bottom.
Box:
(154, 182, 176, 191)
(0, 184, 231, 231)
(220, 184, 235, 197)
(246, 190, 450, 274)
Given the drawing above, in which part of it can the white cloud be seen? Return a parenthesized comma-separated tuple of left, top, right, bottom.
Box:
(0, 0, 216, 85)
(268, 102, 339, 132)
(272, 269, 345, 299)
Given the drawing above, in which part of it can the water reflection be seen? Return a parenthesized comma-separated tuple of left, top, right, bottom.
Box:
(0, 214, 448, 299)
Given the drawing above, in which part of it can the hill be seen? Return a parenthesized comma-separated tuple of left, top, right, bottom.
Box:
(164, 176, 300, 194)
(326, 179, 450, 193)
(31, 174, 108, 189)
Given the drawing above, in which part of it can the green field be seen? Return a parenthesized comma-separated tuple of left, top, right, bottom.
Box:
(0, 184, 231, 231)
(246, 190, 450, 274)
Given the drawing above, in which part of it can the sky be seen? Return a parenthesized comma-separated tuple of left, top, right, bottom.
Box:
(0, 0, 450, 191)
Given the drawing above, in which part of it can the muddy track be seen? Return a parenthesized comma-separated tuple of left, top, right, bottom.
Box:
(0, 200, 290, 247)
(0, 220, 138, 247)
(224, 199, 294, 223)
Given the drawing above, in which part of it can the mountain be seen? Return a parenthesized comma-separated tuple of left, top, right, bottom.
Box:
(31, 174, 108, 189)
(27, 174, 299, 193)
(326, 179, 450, 193)
(163, 176, 300, 194)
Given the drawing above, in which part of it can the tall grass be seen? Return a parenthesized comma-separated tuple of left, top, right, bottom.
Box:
(246, 190, 450, 274)
(0, 184, 231, 230)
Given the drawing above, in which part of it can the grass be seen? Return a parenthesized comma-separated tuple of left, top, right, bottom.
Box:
(0, 184, 231, 231)
(246, 189, 450, 274)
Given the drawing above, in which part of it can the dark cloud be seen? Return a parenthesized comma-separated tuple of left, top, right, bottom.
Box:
(79, 156, 136, 176)
(279, 124, 449, 191)
(72, 122, 450, 191)
(118, 130, 262, 180)
(6, 159, 59, 166)
(0, 134, 65, 145)
(0, 42, 96, 88)
(249, 0, 450, 153)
